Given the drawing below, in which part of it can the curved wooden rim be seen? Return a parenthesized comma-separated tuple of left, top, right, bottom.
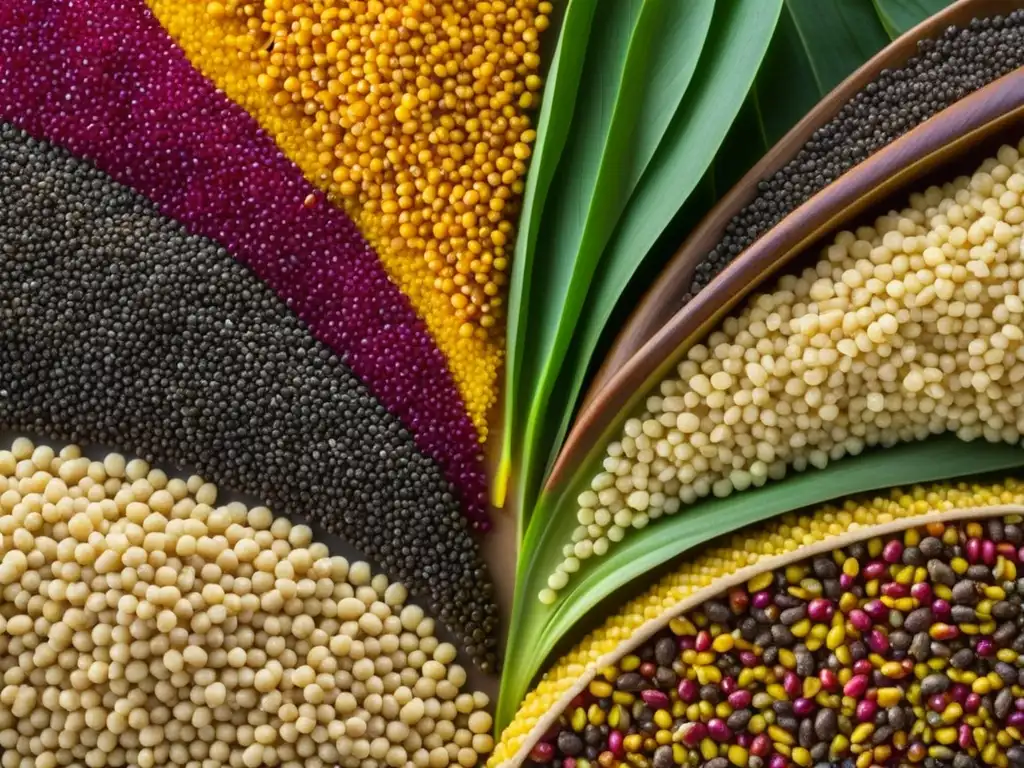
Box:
(498, 503, 1024, 768)
(583, 0, 1023, 405)
(547, 63, 1024, 491)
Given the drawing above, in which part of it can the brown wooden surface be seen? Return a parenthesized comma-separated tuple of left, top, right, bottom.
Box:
(583, 0, 1024, 403)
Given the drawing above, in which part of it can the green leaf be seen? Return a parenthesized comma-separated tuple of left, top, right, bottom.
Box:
(778, 0, 891, 95)
(539, 0, 782, 479)
(558, 0, 907, 415)
(496, 436, 1024, 730)
(506, 0, 684, 527)
(874, 0, 952, 36)
(495, 0, 598, 508)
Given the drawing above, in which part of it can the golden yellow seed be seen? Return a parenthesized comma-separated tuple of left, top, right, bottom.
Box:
(148, 0, 550, 439)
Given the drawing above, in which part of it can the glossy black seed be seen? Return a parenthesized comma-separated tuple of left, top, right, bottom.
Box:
(685, 11, 1024, 300)
(0, 123, 499, 669)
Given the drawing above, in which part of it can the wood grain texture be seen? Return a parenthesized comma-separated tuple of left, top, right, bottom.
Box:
(584, 0, 1022, 403)
(548, 62, 1024, 491)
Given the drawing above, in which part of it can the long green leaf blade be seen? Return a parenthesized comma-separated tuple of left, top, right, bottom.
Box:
(496, 0, 598, 508)
(496, 436, 1024, 729)
(874, 0, 952, 36)
(544, 0, 783, 464)
(508, 0, 663, 524)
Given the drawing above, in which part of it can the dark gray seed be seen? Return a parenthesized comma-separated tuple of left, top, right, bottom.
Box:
(995, 688, 1015, 720)
(812, 558, 838, 578)
(954, 755, 979, 768)
(704, 601, 731, 623)
(995, 622, 1020, 646)
(773, 595, 803, 610)
(780, 606, 807, 625)
(930, 642, 952, 659)
(654, 667, 677, 688)
(950, 605, 977, 623)
(652, 745, 674, 768)
(1012, 632, 1024, 653)
(616, 673, 644, 693)
(705, 759, 729, 768)
(909, 632, 931, 661)
(967, 565, 992, 581)
(887, 708, 907, 731)
(685, 14, 1024, 297)
(798, 719, 814, 749)
(700, 685, 723, 705)
(727, 710, 752, 732)
(809, 745, 829, 763)
(1005, 524, 1023, 544)
(952, 581, 980, 604)
(995, 662, 1018, 685)
(814, 709, 838, 741)
(904, 607, 933, 633)
(795, 649, 815, 677)
(920, 674, 951, 695)
(871, 725, 893, 746)
(776, 716, 798, 733)
(950, 648, 975, 669)
(0, 125, 502, 667)
(993, 601, 1019, 620)
(848, 641, 867, 661)
(771, 625, 795, 647)
(889, 630, 911, 652)
(927, 560, 956, 586)
(557, 733, 584, 757)
(654, 637, 676, 667)
(987, 520, 1005, 542)
(1008, 746, 1024, 767)
(919, 537, 944, 557)
(902, 546, 926, 566)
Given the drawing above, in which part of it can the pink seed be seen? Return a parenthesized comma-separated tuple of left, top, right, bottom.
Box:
(678, 722, 708, 747)
(863, 600, 889, 621)
(856, 699, 877, 722)
(882, 540, 904, 563)
(677, 679, 698, 703)
(983, 540, 997, 565)
(910, 582, 932, 603)
(530, 743, 554, 763)
(966, 538, 981, 562)
(707, 719, 732, 742)
(728, 690, 751, 709)
(848, 609, 872, 632)
(959, 724, 973, 749)
(862, 561, 887, 580)
(641, 690, 670, 710)
(867, 629, 890, 654)
(607, 731, 624, 758)
(844, 674, 869, 698)
(807, 598, 834, 622)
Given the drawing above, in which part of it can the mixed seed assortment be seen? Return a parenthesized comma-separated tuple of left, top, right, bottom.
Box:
(0, 123, 498, 670)
(0, 437, 493, 768)
(0, 0, 490, 528)
(491, 482, 1024, 768)
(686, 12, 1024, 302)
(150, 0, 551, 437)
(545, 138, 1024, 601)
(534, 514, 1024, 768)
